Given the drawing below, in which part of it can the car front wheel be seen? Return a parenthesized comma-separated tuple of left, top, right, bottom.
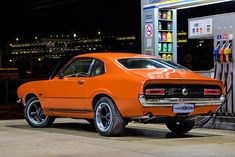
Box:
(94, 97, 125, 136)
(24, 97, 55, 128)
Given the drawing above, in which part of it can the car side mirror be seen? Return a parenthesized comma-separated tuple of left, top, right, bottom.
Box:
(58, 72, 64, 79)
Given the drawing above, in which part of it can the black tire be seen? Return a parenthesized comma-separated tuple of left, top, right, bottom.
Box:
(94, 97, 125, 136)
(165, 119, 195, 134)
(24, 97, 55, 128)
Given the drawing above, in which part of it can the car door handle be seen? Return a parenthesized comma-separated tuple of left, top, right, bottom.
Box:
(79, 80, 85, 85)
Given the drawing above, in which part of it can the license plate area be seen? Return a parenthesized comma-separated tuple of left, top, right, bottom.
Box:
(173, 104, 194, 113)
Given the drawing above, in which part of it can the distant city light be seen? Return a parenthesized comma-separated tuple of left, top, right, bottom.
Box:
(7, 33, 137, 63)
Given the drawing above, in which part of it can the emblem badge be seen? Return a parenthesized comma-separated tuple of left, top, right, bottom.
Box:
(182, 88, 188, 96)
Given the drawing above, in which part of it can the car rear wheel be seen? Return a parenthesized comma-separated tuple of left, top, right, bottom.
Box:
(165, 119, 195, 134)
(24, 97, 55, 128)
(94, 97, 125, 136)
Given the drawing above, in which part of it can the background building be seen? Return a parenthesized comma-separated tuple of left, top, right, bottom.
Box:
(4, 33, 137, 78)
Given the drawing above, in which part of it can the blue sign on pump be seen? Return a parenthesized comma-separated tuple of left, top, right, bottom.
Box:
(217, 35, 222, 40)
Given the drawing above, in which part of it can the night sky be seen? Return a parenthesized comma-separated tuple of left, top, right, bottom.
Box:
(1, 0, 235, 50)
(0, 0, 140, 48)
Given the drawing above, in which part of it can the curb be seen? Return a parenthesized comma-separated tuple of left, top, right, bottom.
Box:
(202, 116, 235, 131)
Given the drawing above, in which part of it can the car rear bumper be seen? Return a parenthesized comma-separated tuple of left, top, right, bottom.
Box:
(138, 95, 225, 117)
(138, 95, 225, 107)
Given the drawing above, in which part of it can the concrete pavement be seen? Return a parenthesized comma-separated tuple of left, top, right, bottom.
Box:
(0, 118, 235, 157)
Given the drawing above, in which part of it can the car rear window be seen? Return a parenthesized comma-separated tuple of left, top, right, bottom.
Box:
(117, 58, 187, 70)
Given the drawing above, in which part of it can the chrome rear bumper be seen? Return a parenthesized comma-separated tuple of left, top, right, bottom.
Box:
(138, 95, 225, 107)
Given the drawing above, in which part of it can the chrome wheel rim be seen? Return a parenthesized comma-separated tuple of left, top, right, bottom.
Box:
(96, 102, 112, 132)
(27, 100, 48, 125)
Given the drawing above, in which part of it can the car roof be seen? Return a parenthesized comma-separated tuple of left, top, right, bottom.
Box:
(74, 52, 161, 61)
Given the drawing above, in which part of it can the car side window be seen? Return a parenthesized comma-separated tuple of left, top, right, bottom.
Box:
(90, 59, 105, 77)
(63, 58, 93, 77)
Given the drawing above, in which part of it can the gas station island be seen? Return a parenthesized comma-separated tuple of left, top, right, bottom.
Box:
(141, 0, 235, 130)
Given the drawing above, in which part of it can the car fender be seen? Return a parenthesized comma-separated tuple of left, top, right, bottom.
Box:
(21, 89, 41, 105)
(89, 89, 115, 107)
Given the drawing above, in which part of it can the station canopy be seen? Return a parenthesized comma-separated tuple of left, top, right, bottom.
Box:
(144, 0, 233, 10)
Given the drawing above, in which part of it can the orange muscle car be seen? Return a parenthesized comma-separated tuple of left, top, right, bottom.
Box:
(17, 53, 225, 136)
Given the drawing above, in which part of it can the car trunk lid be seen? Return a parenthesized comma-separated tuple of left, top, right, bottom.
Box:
(129, 68, 206, 80)
(129, 69, 225, 95)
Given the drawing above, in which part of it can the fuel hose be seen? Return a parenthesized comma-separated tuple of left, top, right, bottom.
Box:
(194, 84, 233, 128)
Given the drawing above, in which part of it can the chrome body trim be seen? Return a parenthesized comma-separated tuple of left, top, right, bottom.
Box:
(139, 95, 225, 107)
(16, 98, 22, 104)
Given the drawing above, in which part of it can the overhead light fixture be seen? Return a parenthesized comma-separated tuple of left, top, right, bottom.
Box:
(176, 0, 234, 10)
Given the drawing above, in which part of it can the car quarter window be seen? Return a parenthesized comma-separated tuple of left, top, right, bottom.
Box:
(63, 58, 94, 77)
(90, 59, 105, 76)
(90, 59, 105, 77)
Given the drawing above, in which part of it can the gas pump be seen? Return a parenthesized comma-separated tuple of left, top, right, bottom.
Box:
(213, 33, 234, 116)
(196, 34, 234, 127)
(225, 38, 234, 114)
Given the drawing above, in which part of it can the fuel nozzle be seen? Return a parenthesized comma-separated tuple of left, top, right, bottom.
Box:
(224, 42, 232, 63)
(213, 43, 220, 62)
(219, 43, 227, 62)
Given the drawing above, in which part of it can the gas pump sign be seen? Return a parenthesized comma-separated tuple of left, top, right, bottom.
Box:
(188, 18, 213, 38)
(228, 33, 234, 40)
(223, 33, 228, 41)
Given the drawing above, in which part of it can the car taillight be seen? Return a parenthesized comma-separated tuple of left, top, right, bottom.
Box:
(145, 88, 165, 95)
(204, 89, 221, 95)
